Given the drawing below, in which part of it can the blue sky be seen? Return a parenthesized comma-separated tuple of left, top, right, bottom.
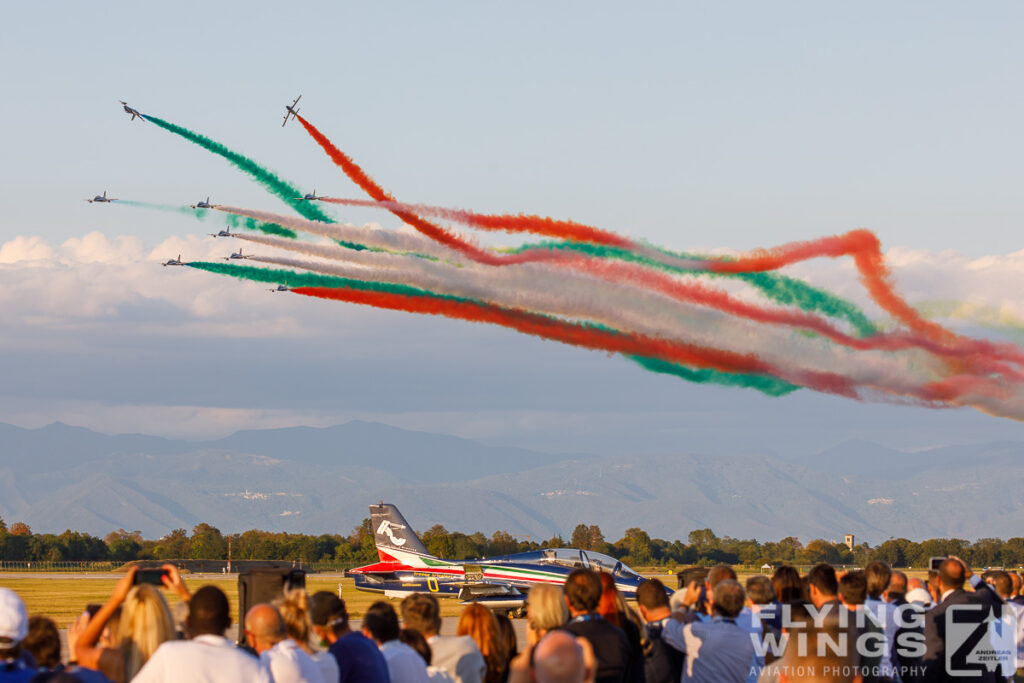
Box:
(0, 1, 1021, 453)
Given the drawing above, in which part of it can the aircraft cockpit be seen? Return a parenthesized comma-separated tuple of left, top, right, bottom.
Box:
(538, 549, 642, 579)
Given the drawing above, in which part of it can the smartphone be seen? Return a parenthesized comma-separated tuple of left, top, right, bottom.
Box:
(929, 556, 947, 571)
(85, 603, 102, 618)
(134, 568, 169, 586)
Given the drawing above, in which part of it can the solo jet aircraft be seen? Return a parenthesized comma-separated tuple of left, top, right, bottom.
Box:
(209, 228, 233, 238)
(85, 191, 117, 203)
(162, 254, 185, 267)
(120, 101, 145, 122)
(295, 188, 321, 202)
(191, 197, 217, 209)
(282, 95, 301, 127)
(350, 503, 660, 611)
(225, 249, 251, 260)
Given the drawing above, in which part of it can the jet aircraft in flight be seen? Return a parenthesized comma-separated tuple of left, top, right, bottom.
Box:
(85, 191, 117, 203)
(120, 101, 145, 122)
(282, 95, 301, 127)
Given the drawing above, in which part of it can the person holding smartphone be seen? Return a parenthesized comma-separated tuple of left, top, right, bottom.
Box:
(71, 565, 189, 682)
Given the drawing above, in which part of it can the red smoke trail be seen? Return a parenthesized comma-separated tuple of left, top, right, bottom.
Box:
(319, 197, 633, 248)
(293, 114, 1003, 365)
(703, 230, 956, 344)
(290, 285, 859, 398)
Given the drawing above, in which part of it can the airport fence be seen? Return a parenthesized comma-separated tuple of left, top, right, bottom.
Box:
(0, 561, 119, 573)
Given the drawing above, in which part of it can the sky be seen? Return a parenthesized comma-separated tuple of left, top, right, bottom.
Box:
(0, 1, 1022, 455)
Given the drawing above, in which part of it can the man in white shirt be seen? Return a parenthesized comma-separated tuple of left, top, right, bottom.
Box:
(364, 600, 430, 683)
(133, 585, 271, 683)
(401, 593, 486, 683)
(244, 603, 325, 683)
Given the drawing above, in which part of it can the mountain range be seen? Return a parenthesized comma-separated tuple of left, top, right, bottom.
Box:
(1, 420, 1022, 543)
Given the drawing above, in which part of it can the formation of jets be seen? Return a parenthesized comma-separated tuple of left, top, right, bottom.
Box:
(190, 197, 217, 209)
(85, 191, 116, 203)
(350, 503, 665, 612)
(282, 95, 301, 127)
(120, 101, 145, 122)
(295, 188, 321, 202)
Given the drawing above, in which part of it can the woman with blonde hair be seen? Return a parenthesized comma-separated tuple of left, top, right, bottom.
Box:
(73, 565, 185, 682)
(457, 602, 509, 683)
(275, 588, 339, 683)
(524, 583, 568, 645)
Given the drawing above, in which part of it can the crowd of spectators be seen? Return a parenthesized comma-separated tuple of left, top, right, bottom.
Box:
(2, 557, 1023, 682)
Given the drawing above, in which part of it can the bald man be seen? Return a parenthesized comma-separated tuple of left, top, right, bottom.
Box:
(245, 604, 325, 683)
(533, 631, 590, 683)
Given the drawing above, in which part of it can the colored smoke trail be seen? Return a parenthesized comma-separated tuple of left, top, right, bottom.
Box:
(185, 260, 805, 396)
(320, 197, 634, 248)
(323, 198, 878, 335)
(143, 115, 334, 224)
(119, 200, 297, 238)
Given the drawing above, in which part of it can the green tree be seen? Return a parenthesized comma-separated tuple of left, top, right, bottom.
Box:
(155, 529, 190, 559)
(190, 524, 227, 560)
(570, 525, 591, 550)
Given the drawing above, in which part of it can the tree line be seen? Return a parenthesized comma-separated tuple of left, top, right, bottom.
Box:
(0, 517, 1021, 569)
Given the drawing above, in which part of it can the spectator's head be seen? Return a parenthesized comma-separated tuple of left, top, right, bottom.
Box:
(120, 585, 175, 678)
(1012, 572, 1023, 597)
(533, 630, 587, 683)
(907, 577, 924, 591)
(772, 565, 803, 604)
(399, 628, 432, 665)
(400, 593, 442, 638)
(23, 616, 61, 669)
(745, 575, 776, 606)
(457, 602, 504, 663)
(244, 603, 286, 655)
(527, 584, 568, 638)
(807, 563, 838, 607)
(563, 569, 602, 614)
(275, 589, 314, 650)
(711, 579, 745, 618)
(309, 591, 348, 640)
(362, 601, 400, 645)
(864, 561, 892, 599)
(706, 565, 737, 590)
(938, 558, 966, 593)
(0, 588, 28, 662)
(494, 613, 518, 661)
(596, 573, 625, 628)
(987, 571, 1013, 599)
(636, 579, 671, 622)
(838, 571, 867, 607)
(888, 570, 908, 597)
(187, 585, 232, 637)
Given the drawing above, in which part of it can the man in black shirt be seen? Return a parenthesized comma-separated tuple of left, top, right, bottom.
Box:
(562, 568, 638, 683)
(636, 579, 682, 683)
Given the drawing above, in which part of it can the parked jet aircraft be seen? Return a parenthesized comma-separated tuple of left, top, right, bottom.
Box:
(162, 254, 185, 267)
(349, 503, 660, 611)
(85, 191, 117, 203)
(282, 95, 301, 127)
(120, 101, 145, 122)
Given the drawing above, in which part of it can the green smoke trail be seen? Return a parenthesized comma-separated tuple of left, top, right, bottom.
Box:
(629, 355, 798, 396)
(118, 200, 297, 239)
(506, 241, 877, 337)
(188, 261, 800, 396)
(143, 115, 334, 224)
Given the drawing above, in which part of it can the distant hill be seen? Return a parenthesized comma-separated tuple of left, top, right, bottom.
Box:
(1, 421, 1022, 542)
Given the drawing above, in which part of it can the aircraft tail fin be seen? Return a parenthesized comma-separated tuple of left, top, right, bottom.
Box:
(370, 503, 430, 558)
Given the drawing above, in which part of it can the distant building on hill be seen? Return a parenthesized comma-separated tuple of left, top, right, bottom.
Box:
(844, 534, 855, 551)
